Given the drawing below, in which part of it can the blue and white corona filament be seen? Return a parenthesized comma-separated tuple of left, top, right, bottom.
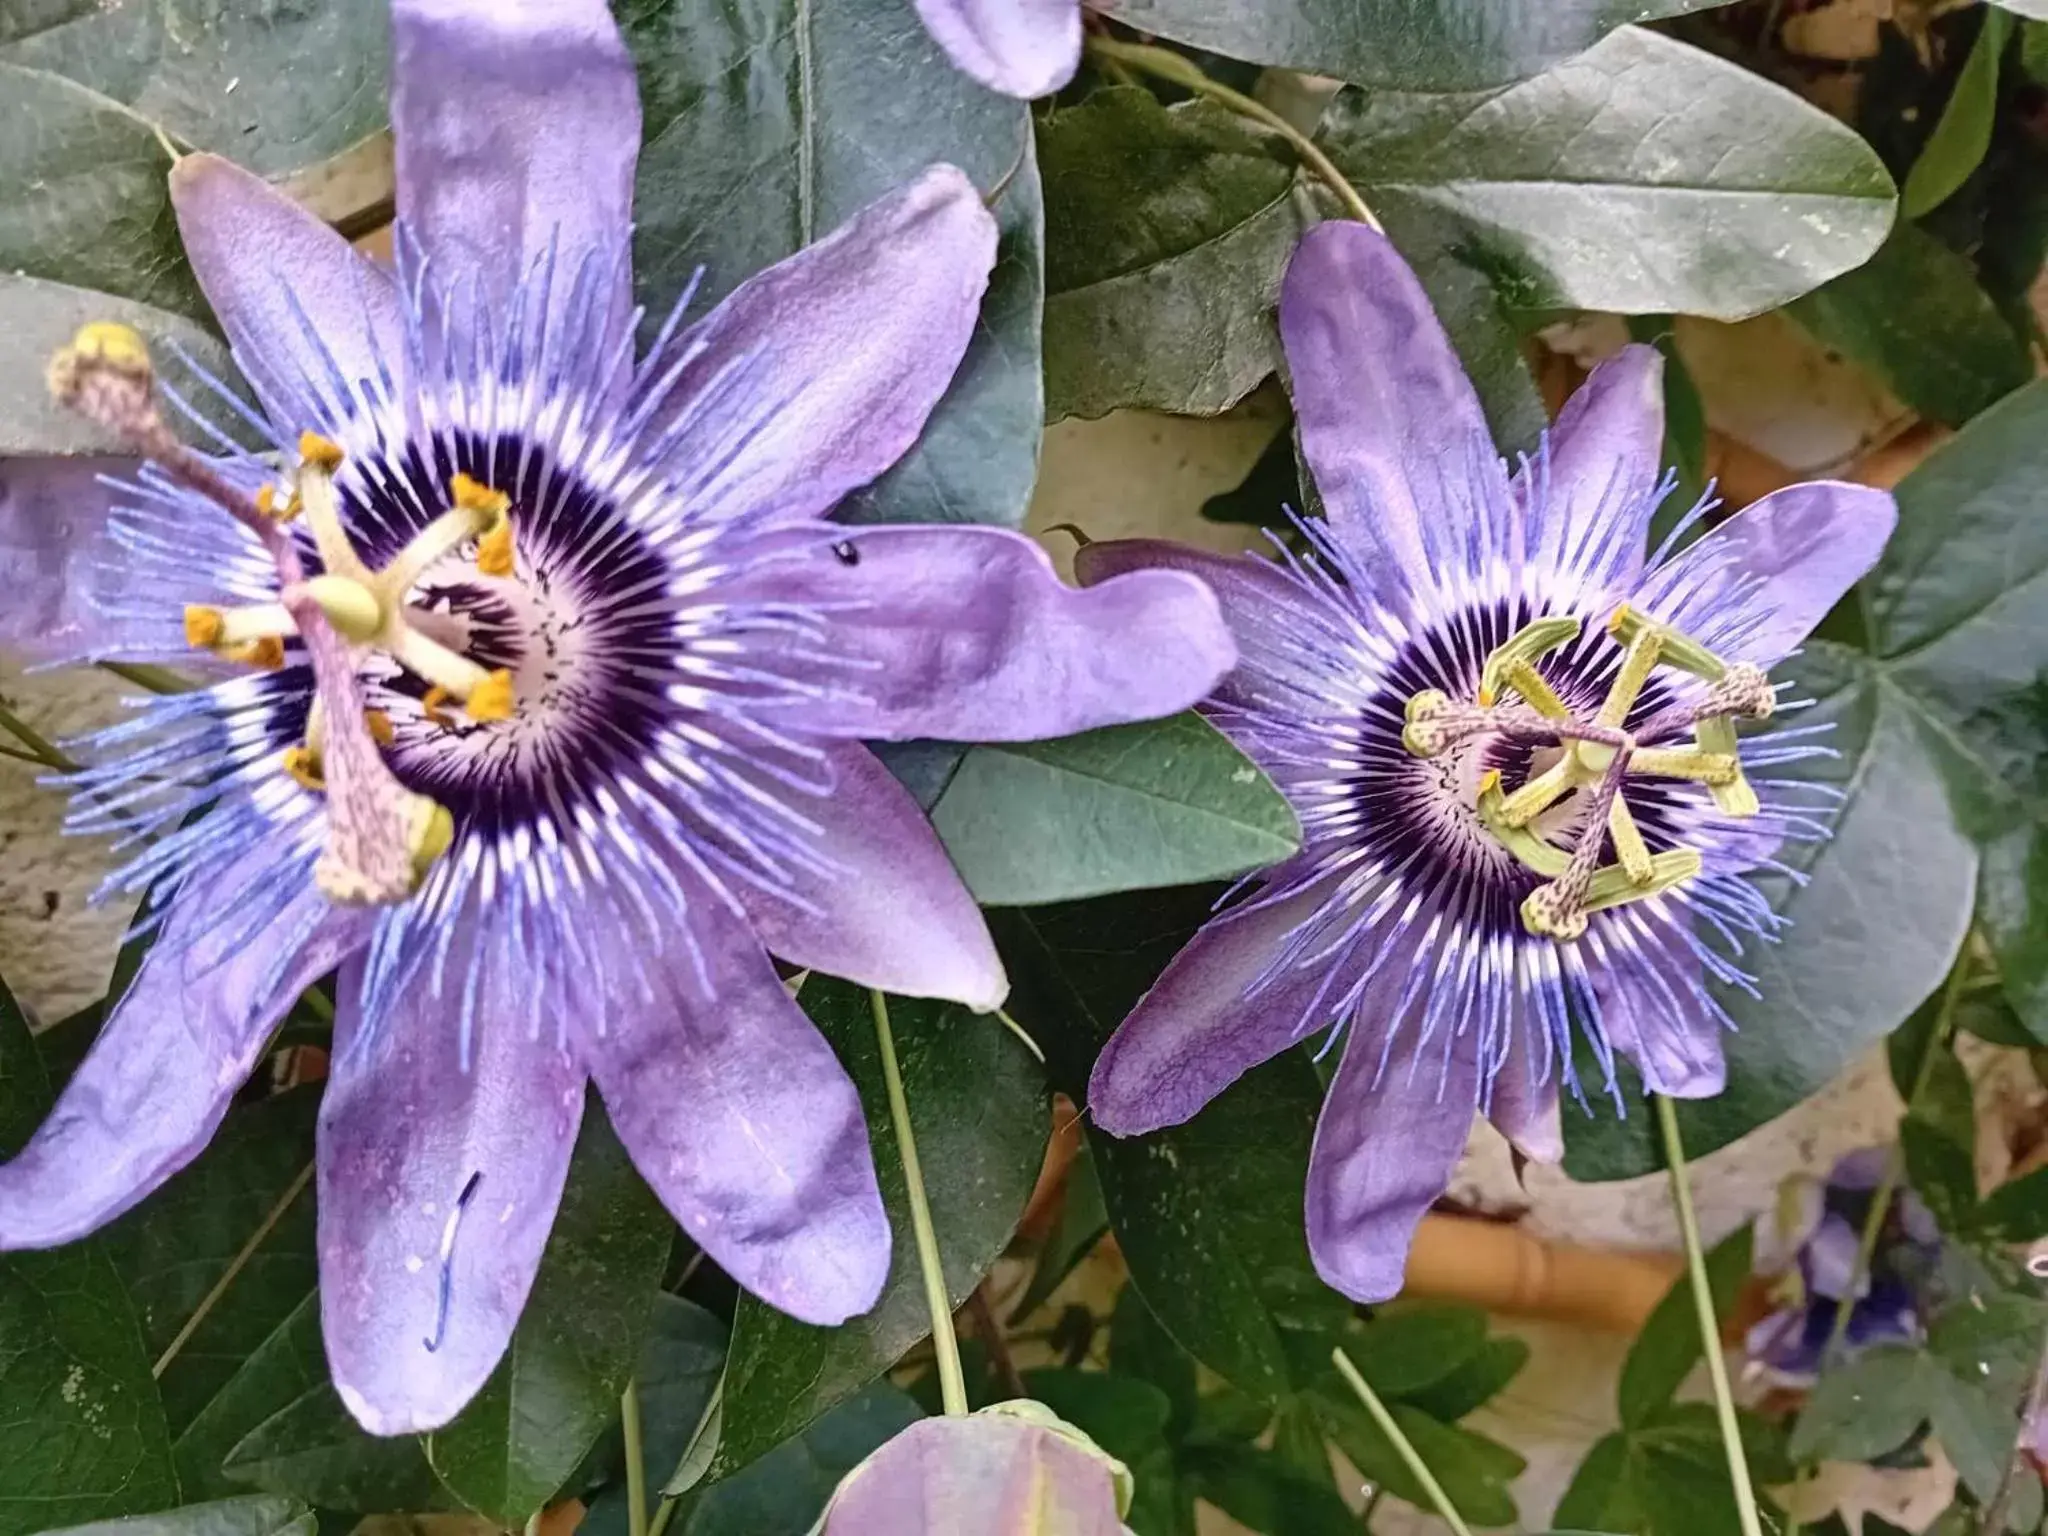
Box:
(1078, 221, 1897, 1305)
(0, 0, 1236, 1436)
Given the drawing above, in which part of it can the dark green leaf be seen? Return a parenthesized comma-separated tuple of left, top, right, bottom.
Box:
(1554, 1432, 1644, 1535)
(1403, 1336, 1530, 1423)
(994, 890, 1341, 1401)
(0, 64, 202, 320)
(0, 273, 249, 454)
(929, 713, 1301, 906)
(1888, 978, 1976, 1150)
(0, 1, 388, 177)
(1566, 644, 1976, 1177)
(1900, 9, 2013, 220)
(1310, 1392, 1523, 1528)
(582, 1296, 728, 1536)
(1184, 1443, 1359, 1536)
(426, 1109, 675, 1525)
(36, 1496, 315, 1536)
(1316, 28, 1895, 321)
(174, 1299, 332, 1502)
(0, 972, 178, 1534)
(1094, 0, 1737, 91)
(622, 0, 1042, 530)
(1341, 1303, 1488, 1399)
(1789, 1346, 1933, 1465)
(704, 979, 1045, 1480)
(1979, 1162, 2048, 1240)
(677, 1384, 922, 1536)
(1108, 1284, 1199, 1436)
(1039, 87, 1302, 422)
(1617, 1228, 1752, 1428)
(1901, 1116, 1980, 1234)
(221, 1378, 442, 1513)
(1787, 221, 2030, 426)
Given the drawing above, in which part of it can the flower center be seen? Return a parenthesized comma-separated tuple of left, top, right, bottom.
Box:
(1400, 605, 1772, 940)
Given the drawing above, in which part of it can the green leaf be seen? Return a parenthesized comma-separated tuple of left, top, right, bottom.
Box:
(1565, 644, 1976, 1177)
(1786, 221, 2030, 427)
(1183, 1442, 1360, 1536)
(426, 1109, 675, 1525)
(1039, 87, 1303, 422)
(676, 1384, 922, 1536)
(622, 0, 1042, 530)
(1560, 1404, 1784, 1535)
(1554, 1432, 1645, 1535)
(1108, 1284, 1200, 1437)
(1403, 1335, 1530, 1423)
(0, 64, 202, 320)
(703, 979, 1045, 1481)
(929, 713, 1301, 907)
(1617, 1228, 1752, 1429)
(36, 1496, 315, 1536)
(994, 889, 1341, 1402)
(1901, 8, 2013, 220)
(0, 973, 178, 1535)
(0, 1, 388, 178)
(1789, 1346, 1933, 1465)
(1315, 27, 1896, 321)
(0, 273, 249, 454)
(582, 1296, 728, 1536)
(1309, 1391, 1524, 1528)
(1094, 0, 1737, 91)
(1901, 1116, 1980, 1235)
(174, 1298, 333, 1501)
(1978, 1162, 2048, 1240)
(221, 1378, 442, 1513)
(1339, 1303, 1489, 1399)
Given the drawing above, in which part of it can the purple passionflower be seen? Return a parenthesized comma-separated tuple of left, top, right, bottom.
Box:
(913, 0, 1085, 98)
(1077, 221, 1897, 1303)
(813, 1402, 1134, 1535)
(1744, 1148, 1941, 1391)
(0, 0, 1234, 1433)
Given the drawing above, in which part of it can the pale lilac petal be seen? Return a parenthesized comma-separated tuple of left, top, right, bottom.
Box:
(823, 1413, 1125, 1535)
(1073, 537, 1298, 644)
(1089, 873, 1342, 1136)
(754, 526, 1234, 742)
(0, 866, 370, 1247)
(912, 0, 1084, 98)
(1588, 907, 1727, 1098)
(1485, 1026, 1563, 1165)
(1279, 221, 1508, 595)
(575, 873, 888, 1326)
(1307, 1009, 1482, 1305)
(1516, 343, 1666, 592)
(1632, 482, 1897, 671)
(734, 744, 1006, 1011)
(643, 166, 997, 528)
(391, 0, 638, 332)
(318, 949, 586, 1435)
(168, 154, 401, 440)
(1805, 1212, 1865, 1301)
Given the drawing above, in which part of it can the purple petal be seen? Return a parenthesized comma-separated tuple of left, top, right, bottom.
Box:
(912, 0, 1084, 98)
(757, 525, 1235, 742)
(644, 166, 997, 528)
(575, 875, 889, 1326)
(391, 0, 638, 335)
(1588, 909, 1727, 1098)
(0, 456, 145, 663)
(1073, 536, 1297, 704)
(1485, 1026, 1563, 1165)
(822, 1413, 1125, 1535)
(1278, 221, 1507, 594)
(1804, 1211, 1866, 1302)
(168, 154, 401, 440)
(318, 949, 586, 1435)
(1516, 344, 1666, 593)
(1631, 482, 1898, 671)
(735, 744, 1006, 1011)
(1089, 872, 1341, 1136)
(0, 871, 370, 1248)
(1307, 1004, 1482, 1305)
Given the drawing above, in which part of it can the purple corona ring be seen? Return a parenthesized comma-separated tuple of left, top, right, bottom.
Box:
(0, 0, 1234, 1433)
(913, 0, 1084, 98)
(1078, 221, 1898, 1304)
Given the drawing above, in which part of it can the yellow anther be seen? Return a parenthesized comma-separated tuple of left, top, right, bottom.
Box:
(1496, 757, 1577, 829)
(281, 744, 326, 791)
(422, 687, 455, 729)
(296, 575, 383, 643)
(298, 431, 346, 471)
(1597, 628, 1665, 729)
(1607, 797, 1656, 885)
(225, 636, 287, 670)
(464, 668, 516, 722)
(364, 709, 395, 747)
(184, 605, 225, 649)
(451, 473, 511, 517)
(1606, 602, 1632, 637)
(1476, 685, 1498, 708)
(1630, 747, 1740, 786)
(1583, 849, 1702, 913)
(69, 321, 152, 375)
(1500, 658, 1570, 719)
(406, 797, 457, 889)
(476, 517, 515, 577)
(1478, 768, 1503, 799)
(255, 484, 302, 523)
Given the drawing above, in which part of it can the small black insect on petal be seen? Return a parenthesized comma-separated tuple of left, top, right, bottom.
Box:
(831, 539, 860, 567)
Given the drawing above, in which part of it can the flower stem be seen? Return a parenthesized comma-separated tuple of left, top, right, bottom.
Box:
(1981, 1315, 2048, 1535)
(871, 988, 968, 1416)
(1083, 36, 1382, 231)
(98, 660, 194, 694)
(0, 701, 76, 773)
(1655, 1094, 1764, 1536)
(622, 1377, 649, 1536)
(1330, 1347, 1472, 1536)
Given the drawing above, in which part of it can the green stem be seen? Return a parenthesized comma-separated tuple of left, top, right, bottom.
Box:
(0, 701, 76, 773)
(872, 988, 968, 1416)
(1084, 36, 1383, 231)
(1656, 1095, 1764, 1536)
(1330, 1347, 1472, 1536)
(98, 660, 194, 694)
(154, 1161, 313, 1377)
(1825, 956, 1967, 1360)
(622, 1377, 649, 1536)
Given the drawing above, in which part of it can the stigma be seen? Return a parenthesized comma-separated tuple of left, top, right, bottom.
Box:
(1403, 605, 1771, 940)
